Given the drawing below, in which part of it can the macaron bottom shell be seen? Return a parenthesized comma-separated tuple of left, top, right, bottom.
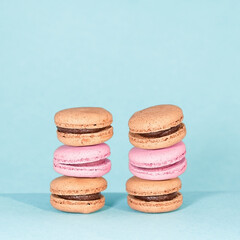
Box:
(127, 192, 183, 213)
(50, 194, 105, 214)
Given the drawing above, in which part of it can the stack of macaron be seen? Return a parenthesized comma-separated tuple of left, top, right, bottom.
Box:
(50, 107, 113, 213)
(126, 105, 187, 213)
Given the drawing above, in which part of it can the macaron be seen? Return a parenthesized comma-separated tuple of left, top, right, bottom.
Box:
(126, 176, 182, 213)
(129, 142, 187, 180)
(50, 176, 107, 213)
(54, 107, 113, 146)
(128, 105, 186, 149)
(53, 143, 111, 177)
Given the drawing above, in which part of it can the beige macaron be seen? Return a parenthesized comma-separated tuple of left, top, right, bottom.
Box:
(54, 107, 113, 146)
(128, 104, 186, 149)
(50, 176, 107, 213)
(126, 176, 183, 213)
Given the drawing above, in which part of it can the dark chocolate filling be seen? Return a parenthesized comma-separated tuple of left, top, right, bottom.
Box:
(57, 126, 110, 134)
(139, 124, 183, 138)
(55, 193, 102, 201)
(132, 192, 178, 202)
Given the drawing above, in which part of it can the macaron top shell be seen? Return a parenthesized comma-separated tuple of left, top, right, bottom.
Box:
(128, 104, 183, 133)
(50, 176, 107, 195)
(54, 143, 110, 164)
(54, 107, 113, 129)
(129, 142, 186, 168)
(126, 176, 181, 196)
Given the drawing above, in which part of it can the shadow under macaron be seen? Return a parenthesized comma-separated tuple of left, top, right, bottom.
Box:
(0, 191, 221, 214)
(0, 193, 56, 212)
(180, 191, 223, 210)
(104, 191, 223, 214)
(0, 193, 127, 214)
(104, 192, 133, 212)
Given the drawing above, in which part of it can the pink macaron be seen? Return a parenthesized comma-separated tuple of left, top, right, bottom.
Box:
(129, 141, 187, 180)
(53, 143, 111, 177)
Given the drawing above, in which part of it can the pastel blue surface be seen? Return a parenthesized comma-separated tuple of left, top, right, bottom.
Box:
(0, 192, 240, 239)
(0, 1, 240, 239)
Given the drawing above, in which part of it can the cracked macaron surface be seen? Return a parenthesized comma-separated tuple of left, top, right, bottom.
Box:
(129, 142, 187, 180)
(54, 107, 113, 146)
(53, 143, 111, 177)
(128, 104, 186, 149)
(126, 176, 183, 213)
(50, 176, 107, 213)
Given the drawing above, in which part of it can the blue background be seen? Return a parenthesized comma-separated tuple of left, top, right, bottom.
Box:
(0, 0, 240, 239)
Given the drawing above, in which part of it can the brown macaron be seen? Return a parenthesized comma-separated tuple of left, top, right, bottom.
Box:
(54, 107, 113, 146)
(126, 176, 183, 213)
(50, 176, 107, 213)
(128, 104, 186, 149)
